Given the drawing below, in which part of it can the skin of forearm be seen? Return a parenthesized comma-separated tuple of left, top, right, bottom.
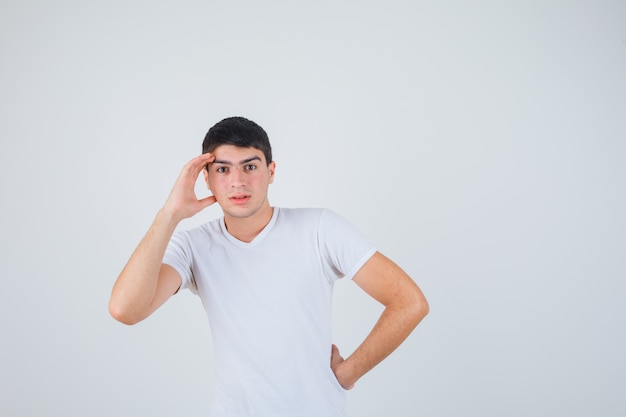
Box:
(109, 209, 179, 324)
(337, 299, 428, 388)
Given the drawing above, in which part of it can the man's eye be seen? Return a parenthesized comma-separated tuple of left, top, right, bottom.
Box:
(216, 166, 228, 173)
(245, 164, 257, 171)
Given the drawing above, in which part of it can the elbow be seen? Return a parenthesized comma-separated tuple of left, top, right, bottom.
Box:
(417, 297, 429, 321)
(108, 299, 142, 326)
(408, 292, 429, 326)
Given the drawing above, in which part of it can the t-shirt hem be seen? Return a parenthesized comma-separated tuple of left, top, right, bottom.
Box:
(346, 247, 377, 280)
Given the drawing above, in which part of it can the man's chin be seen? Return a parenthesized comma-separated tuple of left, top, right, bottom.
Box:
(222, 205, 257, 219)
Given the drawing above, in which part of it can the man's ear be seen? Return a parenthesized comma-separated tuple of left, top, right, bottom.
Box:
(268, 161, 276, 184)
(203, 167, 211, 189)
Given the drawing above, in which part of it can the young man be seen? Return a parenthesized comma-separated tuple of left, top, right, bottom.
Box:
(109, 116, 429, 417)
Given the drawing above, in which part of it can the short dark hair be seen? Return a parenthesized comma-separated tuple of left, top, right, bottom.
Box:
(202, 116, 272, 165)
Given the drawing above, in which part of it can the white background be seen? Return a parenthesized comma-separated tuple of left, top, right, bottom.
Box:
(1, 1, 625, 416)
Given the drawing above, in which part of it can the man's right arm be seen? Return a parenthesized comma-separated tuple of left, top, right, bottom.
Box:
(108, 153, 216, 325)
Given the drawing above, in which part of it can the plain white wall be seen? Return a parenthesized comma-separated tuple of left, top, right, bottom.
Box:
(1, 1, 624, 416)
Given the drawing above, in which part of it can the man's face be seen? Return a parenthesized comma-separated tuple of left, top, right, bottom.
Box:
(204, 144, 275, 220)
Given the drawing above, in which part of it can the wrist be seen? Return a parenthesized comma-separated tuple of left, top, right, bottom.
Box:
(334, 360, 358, 390)
(155, 207, 183, 230)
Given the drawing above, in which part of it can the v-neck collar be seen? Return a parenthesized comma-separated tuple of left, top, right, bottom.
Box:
(219, 207, 279, 248)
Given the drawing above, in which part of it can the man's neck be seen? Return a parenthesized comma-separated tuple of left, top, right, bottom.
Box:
(223, 206, 274, 243)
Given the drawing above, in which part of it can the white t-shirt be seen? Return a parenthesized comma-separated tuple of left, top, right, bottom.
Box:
(163, 207, 376, 417)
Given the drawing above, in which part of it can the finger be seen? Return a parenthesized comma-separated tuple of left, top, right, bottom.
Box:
(330, 344, 342, 365)
(180, 154, 215, 180)
(198, 195, 217, 209)
(189, 153, 215, 172)
(198, 152, 215, 163)
(199, 154, 216, 174)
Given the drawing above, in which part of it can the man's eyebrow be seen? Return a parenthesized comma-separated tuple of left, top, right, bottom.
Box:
(212, 159, 232, 166)
(212, 156, 262, 166)
(240, 156, 262, 165)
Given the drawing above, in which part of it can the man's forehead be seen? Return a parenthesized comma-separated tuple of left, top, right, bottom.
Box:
(210, 145, 265, 165)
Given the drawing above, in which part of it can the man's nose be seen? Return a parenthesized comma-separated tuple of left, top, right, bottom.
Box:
(230, 168, 245, 187)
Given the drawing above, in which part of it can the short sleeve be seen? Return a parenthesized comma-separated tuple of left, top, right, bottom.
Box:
(162, 231, 198, 294)
(318, 209, 376, 281)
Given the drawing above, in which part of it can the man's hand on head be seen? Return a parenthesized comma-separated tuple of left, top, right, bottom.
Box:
(162, 153, 217, 223)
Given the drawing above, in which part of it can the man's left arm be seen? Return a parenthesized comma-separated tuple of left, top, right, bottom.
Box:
(331, 251, 429, 389)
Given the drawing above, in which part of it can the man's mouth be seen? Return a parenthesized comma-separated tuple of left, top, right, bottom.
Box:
(229, 194, 251, 205)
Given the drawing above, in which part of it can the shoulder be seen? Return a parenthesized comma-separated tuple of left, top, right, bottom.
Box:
(173, 217, 223, 244)
(275, 207, 325, 223)
(275, 207, 356, 235)
(275, 207, 349, 226)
